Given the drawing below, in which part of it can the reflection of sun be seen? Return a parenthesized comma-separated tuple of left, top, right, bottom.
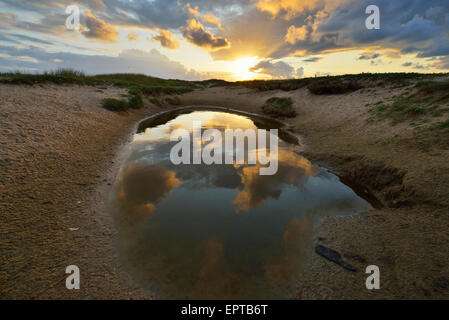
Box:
(231, 57, 258, 81)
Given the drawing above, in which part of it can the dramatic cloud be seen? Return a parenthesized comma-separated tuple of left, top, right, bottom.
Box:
(82, 11, 118, 43)
(182, 19, 230, 50)
(1, 0, 449, 77)
(250, 59, 303, 79)
(152, 29, 180, 49)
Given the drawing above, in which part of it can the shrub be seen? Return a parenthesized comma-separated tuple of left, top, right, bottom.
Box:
(262, 97, 297, 118)
(101, 98, 128, 111)
(128, 94, 144, 109)
(307, 79, 362, 95)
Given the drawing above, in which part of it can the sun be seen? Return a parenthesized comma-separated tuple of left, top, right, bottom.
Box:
(231, 57, 259, 81)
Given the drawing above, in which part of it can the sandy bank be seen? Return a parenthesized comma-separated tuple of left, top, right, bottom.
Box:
(0, 84, 153, 299)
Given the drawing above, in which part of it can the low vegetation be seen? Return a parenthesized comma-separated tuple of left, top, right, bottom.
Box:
(0, 69, 197, 95)
(101, 98, 129, 112)
(370, 80, 449, 125)
(101, 90, 144, 112)
(227, 73, 448, 95)
(165, 96, 182, 105)
(262, 97, 297, 118)
(306, 79, 362, 95)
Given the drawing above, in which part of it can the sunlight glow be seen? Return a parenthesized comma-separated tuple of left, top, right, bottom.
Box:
(231, 57, 259, 81)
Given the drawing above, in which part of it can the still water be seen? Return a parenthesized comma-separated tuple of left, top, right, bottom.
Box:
(109, 109, 373, 299)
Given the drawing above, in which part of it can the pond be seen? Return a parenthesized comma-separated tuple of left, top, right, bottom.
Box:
(109, 109, 374, 299)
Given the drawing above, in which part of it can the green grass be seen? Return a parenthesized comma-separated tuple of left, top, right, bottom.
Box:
(371, 80, 449, 124)
(229, 73, 446, 94)
(0, 69, 197, 95)
(261, 97, 296, 118)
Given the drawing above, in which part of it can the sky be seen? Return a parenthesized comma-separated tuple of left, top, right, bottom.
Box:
(0, 0, 449, 81)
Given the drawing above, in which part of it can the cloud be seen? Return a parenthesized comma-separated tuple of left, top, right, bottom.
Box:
(250, 59, 303, 79)
(152, 29, 180, 49)
(0, 45, 210, 80)
(0, 53, 38, 63)
(182, 19, 230, 50)
(128, 32, 138, 41)
(402, 61, 429, 70)
(82, 11, 118, 43)
(285, 25, 308, 44)
(2, 0, 449, 74)
(254, 0, 326, 20)
(303, 56, 323, 62)
(183, 3, 223, 29)
(358, 52, 380, 60)
(88, 0, 106, 11)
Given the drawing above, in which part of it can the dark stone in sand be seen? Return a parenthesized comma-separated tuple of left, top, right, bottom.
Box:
(315, 245, 357, 272)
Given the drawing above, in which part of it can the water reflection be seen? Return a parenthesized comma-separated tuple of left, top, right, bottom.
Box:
(109, 110, 373, 299)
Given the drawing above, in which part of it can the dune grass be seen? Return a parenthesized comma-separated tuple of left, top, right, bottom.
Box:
(0, 69, 196, 95)
(372, 80, 449, 124)
(262, 97, 297, 118)
(0, 69, 196, 112)
(233, 73, 448, 94)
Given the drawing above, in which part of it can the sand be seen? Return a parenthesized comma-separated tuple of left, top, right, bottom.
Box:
(1, 83, 448, 299)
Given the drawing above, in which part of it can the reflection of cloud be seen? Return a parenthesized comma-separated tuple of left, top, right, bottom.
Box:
(119, 162, 181, 204)
(263, 217, 310, 285)
(113, 162, 181, 224)
(233, 152, 318, 212)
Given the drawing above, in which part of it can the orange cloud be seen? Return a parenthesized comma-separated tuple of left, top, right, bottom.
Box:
(285, 25, 308, 44)
(254, 0, 322, 19)
(82, 11, 118, 43)
(152, 29, 180, 49)
(183, 3, 223, 29)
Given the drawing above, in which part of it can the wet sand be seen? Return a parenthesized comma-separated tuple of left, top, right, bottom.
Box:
(1, 83, 448, 299)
